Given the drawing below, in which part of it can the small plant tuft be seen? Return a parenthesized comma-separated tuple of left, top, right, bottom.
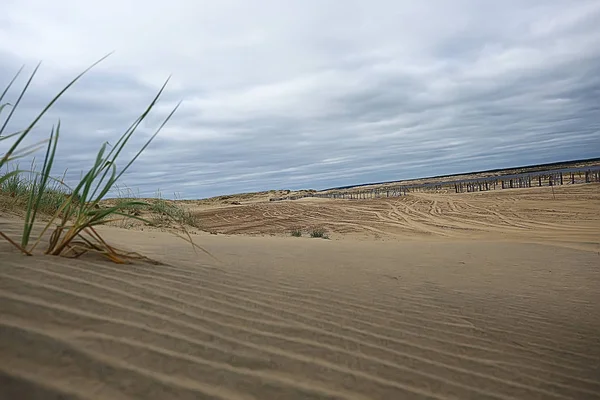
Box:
(309, 227, 329, 239)
(290, 228, 302, 237)
(147, 192, 200, 228)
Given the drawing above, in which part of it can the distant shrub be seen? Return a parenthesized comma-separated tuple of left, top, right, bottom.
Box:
(310, 227, 329, 239)
(290, 228, 302, 237)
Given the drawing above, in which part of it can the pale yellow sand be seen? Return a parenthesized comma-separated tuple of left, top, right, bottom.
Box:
(194, 184, 600, 252)
(1, 184, 600, 399)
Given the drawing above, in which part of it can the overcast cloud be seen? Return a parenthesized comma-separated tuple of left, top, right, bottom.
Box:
(1, 0, 599, 198)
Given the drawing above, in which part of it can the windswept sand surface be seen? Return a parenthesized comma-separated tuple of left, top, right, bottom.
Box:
(196, 184, 600, 252)
(1, 184, 600, 399)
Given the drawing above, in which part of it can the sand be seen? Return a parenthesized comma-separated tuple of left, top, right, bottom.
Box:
(1, 184, 600, 399)
(195, 184, 600, 252)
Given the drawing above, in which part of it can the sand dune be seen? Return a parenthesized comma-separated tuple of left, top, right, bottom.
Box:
(1, 184, 600, 399)
(195, 184, 600, 251)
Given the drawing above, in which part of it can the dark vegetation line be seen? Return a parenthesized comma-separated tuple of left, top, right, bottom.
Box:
(322, 157, 600, 191)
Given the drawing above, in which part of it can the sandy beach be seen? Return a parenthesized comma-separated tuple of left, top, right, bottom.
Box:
(1, 184, 600, 399)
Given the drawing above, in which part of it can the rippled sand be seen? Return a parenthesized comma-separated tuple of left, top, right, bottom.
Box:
(1, 184, 600, 399)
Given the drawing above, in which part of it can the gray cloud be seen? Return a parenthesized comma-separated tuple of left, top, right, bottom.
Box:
(1, 0, 599, 199)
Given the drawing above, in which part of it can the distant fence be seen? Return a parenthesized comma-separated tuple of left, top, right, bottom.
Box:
(268, 166, 600, 202)
(453, 168, 600, 193)
(269, 195, 306, 201)
(311, 187, 410, 200)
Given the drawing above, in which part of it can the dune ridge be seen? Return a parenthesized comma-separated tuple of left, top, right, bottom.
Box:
(195, 184, 600, 252)
(2, 184, 600, 399)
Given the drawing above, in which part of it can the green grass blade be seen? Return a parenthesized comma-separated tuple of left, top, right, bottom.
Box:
(0, 63, 39, 137)
(0, 168, 22, 187)
(94, 99, 181, 204)
(115, 100, 182, 185)
(21, 122, 59, 248)
(76, 142, 110, 205)
(0, 63, 41, 157)
(86, 202, 151, 226)
(1, 57, 195, 263)
(1, 53, 112, 167)
(0, 103, 13, 117)
(0, 65, 24, 132)
(0, 65, 24, 104)
(89, 77, 174, 202)
(0, 130, 23, 141)
(1, 140, 48, 164)
(103, 76, 172, 164)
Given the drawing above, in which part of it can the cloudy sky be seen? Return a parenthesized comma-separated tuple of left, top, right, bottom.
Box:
(1, 0, 599, 198)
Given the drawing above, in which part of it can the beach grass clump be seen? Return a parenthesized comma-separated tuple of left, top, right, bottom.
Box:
(109, 186, 200, 229)
(309, 227, 329, 239)
(1, 163, 73, 217)
(0, 55, 207, 263)
(147, 193, 200, 228)
(290, 228, 302, 237)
